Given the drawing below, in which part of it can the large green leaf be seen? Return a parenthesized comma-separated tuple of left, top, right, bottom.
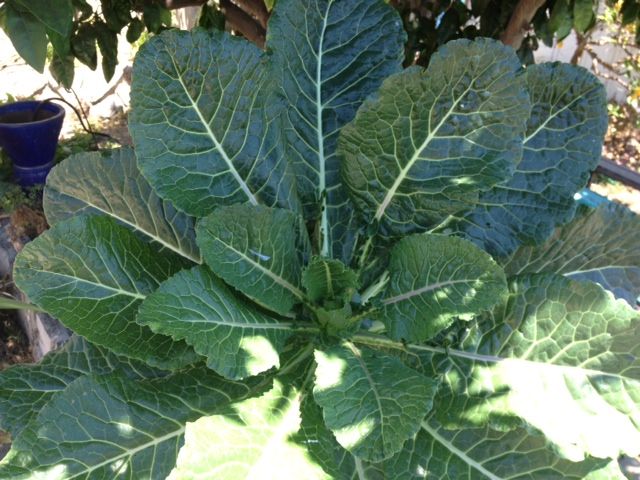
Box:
(4, 5, 48, 73)
(137, 266, 297, 380)
(13, 215, 199, 369)
(314, 342, 438, 462)
(168, 381, 329, 479)
(0, 336, 163, 438)
(129, 28, 299, 217)
(44, 148, 200, 263)
(196, 204, 308, 315)
(452, 62, 607, 257)
(379, 413, 624, 479)
(381, 234, 507, 342)
(339, 38, 530, 237)
(12, 0, 73, 36)
(0, 366, 266, 479)
(504, 204, 640, 305)
(268, 0, 406, 260)
(422, 274, 640, 461)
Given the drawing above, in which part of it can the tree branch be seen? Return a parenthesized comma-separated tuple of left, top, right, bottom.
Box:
(500, 0, 546, 50)
(220, 0, 266, 47)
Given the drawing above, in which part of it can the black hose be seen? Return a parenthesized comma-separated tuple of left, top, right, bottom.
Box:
(32, 97, 122, 146)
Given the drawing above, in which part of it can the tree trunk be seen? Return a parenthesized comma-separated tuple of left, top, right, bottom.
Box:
(500, 0, 546, 50)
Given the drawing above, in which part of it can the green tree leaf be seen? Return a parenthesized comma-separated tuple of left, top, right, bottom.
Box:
(44, 148, 200, 263)
(196, 204, 308, 315)
(137, 266, 297, 380)
(314, 342, 438, 462)
(339, 38, 530, 237)
(129, 28, 300, 217)
(452, 62, 607, 257)
(574, 0, 595, 33)
(95, 21, 118, 81)
(4, 5, 48, 73)
(49, 51, 75, 88)
(504, 204, 640, 305)
(13, 215, 199, 369)
(71, 23, 98, 70)
(424, 274, 640, 461)
(381, 234, 507, 342)
(268, 0, 406, 260)
(0, 366, 266, 479)
(548, 0, 573, 39)
(379, 413, 625, 479)
(0, 335, 163, 438)
(12, 0, 73, 37)
(168, 381, 329, 479)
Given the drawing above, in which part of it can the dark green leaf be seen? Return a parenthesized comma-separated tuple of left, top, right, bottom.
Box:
(129, 28, 300, 217)
(95, 21, 118, 81)
(314, 342, 438, 462)
(101, 0, 131, 32)
(71, 23, 97, 70)
(196, 204, 307, 315)
(126, 17, 144, 43)
(381, 234, 507, 342)
(548, 0, 573, 39)
(452, 62, 607, 256)
(4, 5, 48, 73)
(0, 335, 163, 438)
(379, 413, 625, 479)
(138, 266, 297, 380)
(268, 0, 406, 260)
(49, 51, 75, 88)
(13, 215, 198, 369)
(198, 4, 224, 30)
(574, 0, 595, 33)
(44, 148, 200, 263)
(340, 38, 530, 237)
(0, 366, 266, 479)
(423, 274, 640, 461)
(12, 0, 73, 37)
(504, 203, 640, 305)
(302, 257, 358, 304)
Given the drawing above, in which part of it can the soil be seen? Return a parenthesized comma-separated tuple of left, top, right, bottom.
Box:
(0, 302, 32, 370)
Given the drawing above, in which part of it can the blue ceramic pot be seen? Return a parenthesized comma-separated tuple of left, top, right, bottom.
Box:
(0, 100, 65, 187)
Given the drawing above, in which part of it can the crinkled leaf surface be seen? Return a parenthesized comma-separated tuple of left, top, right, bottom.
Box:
(137, 266, 295, 380)
(314, 342, 438, 462)
(168, 381, 328, 480)
(0, 336, 162, 439)
(302, 256, 358, 304)
(452, 63, 607, 256)
(0, 366, 266, 479)
(129, 28, 299, 217)
(504, 204, 640, 305)
(13, 215, 199, 369)
(44, 148, 200, 263)
(339, 38, 530, 237)
(379, 413, 624, 479)
(381, 234, 507, 342)
(422, 274, 640, 461)
(268, 0, 405, 260)
(196, 204, 307, 315)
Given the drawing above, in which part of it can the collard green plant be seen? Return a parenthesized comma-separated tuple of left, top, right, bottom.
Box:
(1, 0, 638, 478)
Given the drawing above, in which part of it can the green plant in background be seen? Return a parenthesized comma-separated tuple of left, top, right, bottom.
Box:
(0, 0, 207, 88)
(0, 0, 639, 478)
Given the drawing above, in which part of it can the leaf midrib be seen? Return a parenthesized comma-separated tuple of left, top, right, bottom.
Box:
(420, 421, 502, 480)
(352, 334, 635, 382)
(383, 279, 477, 305)
(214, 238, 305, 301)
(168, 53, 258, 206)
(53, 189, 201, 264)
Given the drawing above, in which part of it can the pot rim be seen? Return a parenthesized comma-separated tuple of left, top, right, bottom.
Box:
(0, 100, 65, 127)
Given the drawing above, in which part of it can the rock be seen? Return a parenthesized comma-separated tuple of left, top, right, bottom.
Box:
(0, 219, 70, 361)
